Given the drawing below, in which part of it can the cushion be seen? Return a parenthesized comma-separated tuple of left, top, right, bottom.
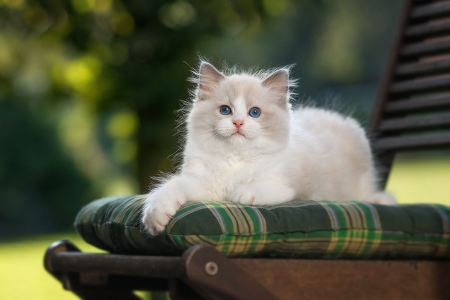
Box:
(74, 195, 450, 259)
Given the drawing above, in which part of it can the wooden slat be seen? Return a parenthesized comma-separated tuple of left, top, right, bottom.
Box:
(370, 0, 414, 189)
(396, 58, 450, 76)
(405, 20, 450, 38)
(400, 39, 450, 57)
(390, 74, 450, 93)
(374, 133, 450, 151)
(385, 93, 450, 113)
(238, 259, 450, 300)
(51, 253, 183, 278)
(378, 112, 450, 132)
(370, 0, 413, 135)
(410, 1, 450, 20)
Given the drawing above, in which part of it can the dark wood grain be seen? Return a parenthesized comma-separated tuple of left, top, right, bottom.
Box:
(51, 252, 183, 278)
(396, 58, 450, 76)
(385, 93, 450, 113)
(405, 19, 450, 38)
(401, 38, 450, 57)
(181, 245, 277, 300)
(410, 1, 450, 20)
(390, 74, 450, 93)
(374, 133, 450, 151)
(378, 113, 450, 132)
(400, 39, 450, 57)
(236, 258, 450, 300)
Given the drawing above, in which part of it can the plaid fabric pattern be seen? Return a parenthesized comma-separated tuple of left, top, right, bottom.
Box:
(75, 195, 450, 259)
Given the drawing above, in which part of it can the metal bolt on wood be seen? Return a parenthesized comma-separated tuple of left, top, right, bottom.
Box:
(205, 261, 218, 276)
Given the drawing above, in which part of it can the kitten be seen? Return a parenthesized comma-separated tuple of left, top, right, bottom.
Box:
(142, 62, 396, 235)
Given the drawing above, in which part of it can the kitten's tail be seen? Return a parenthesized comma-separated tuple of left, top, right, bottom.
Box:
(366, 192, 397, 205)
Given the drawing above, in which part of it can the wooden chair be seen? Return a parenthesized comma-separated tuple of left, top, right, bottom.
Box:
(44, 0, 450, 298)
(370, 0, 450, 189)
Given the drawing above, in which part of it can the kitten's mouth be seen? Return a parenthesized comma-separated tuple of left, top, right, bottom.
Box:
(232, 131, 245, 137)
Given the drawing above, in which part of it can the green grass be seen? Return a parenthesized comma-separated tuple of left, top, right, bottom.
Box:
(386, 152, 450, 205)
(0, 155, 449, 299)
(0, 232, 105, 300)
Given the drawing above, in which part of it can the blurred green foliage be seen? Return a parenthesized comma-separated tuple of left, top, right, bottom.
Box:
(0, 0, 402, 237)
(0, 100, 93, 237)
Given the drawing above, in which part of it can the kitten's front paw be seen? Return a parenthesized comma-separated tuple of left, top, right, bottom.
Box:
(228, 185, 260, 205)
(142, 189, 183, 235)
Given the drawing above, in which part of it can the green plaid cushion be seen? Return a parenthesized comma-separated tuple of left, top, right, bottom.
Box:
(74, 195, 450, 259)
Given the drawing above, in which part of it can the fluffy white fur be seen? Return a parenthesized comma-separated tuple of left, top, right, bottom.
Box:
(142, 62, 396, 235)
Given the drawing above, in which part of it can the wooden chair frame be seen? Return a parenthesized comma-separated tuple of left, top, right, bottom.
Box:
(45, 0, 450, 298)
(370, 0, 450, 187)
(45, 240, 450, 299)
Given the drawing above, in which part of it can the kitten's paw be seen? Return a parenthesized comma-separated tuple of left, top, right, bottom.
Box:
(228, 185, 260, 205)
(142, 189, 184, 235)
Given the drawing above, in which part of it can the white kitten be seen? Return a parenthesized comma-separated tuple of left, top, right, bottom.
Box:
(142, 62, 396, 235)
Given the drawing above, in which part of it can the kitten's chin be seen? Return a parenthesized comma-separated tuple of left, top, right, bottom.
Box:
(231, 132, 246, 137)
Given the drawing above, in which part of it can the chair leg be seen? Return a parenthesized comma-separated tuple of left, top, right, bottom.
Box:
(45, 240, 142, 300)
(169, 279, 204, 300)
(180, 245, 277, 300)
(62, 272, 142, 300)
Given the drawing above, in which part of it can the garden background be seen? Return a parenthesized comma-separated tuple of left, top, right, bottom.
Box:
(1, 0, 449, 299)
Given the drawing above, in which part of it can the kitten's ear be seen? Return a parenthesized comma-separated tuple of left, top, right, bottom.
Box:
(262, 69, 289, 103)
(197, 62, 225, 100)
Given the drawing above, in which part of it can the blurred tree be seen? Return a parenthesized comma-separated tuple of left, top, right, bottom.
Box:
(0, 0, 270, 192)
(0, 99, 94, 237)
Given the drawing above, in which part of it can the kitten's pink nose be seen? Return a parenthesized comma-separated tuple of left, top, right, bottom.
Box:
(233, 120, 244, 129)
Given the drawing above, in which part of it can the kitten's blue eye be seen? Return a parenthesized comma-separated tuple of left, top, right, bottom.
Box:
(220, 105, 231, 115)
(249, 107, 261, 118)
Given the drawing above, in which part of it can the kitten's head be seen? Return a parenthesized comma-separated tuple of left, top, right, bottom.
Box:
(186, 62, 294, 155)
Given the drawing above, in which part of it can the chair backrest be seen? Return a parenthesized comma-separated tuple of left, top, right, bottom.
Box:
(370, 0, 450, 188)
